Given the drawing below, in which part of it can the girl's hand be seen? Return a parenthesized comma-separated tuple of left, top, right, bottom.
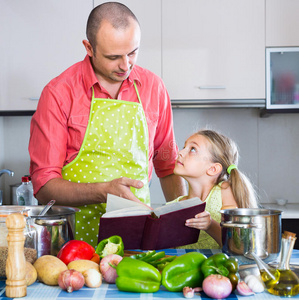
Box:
(185, 211, 212, 231)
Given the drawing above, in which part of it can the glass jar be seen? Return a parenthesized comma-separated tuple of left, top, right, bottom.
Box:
(0, 206, 37, 278)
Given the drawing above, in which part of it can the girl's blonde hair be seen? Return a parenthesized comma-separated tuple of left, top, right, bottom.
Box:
(196, 129, 258, 208)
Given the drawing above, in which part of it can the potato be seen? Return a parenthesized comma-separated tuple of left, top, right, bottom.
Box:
(25, 261, 37, 286)
(33, 255, 67, 286)
(67, 259, 100, 273)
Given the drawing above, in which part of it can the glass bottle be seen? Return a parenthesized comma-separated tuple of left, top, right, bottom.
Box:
(16, 176, 38, 206)
(253, 231, 299, 297)
(16, 176, 30, 206)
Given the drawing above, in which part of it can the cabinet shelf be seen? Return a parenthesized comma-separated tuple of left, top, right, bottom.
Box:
(171, 99, 265, 109)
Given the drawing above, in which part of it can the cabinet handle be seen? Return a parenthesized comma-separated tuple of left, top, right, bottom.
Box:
(29, 97, 39, 101)
(198, 86, 226, 89)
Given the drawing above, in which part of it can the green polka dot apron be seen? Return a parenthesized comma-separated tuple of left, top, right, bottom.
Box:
(61, 82, 150, 247)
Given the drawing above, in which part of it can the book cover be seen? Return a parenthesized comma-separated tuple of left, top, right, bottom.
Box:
(98, 194, 206, 250)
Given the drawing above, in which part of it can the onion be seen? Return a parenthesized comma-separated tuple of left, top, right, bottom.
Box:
(82, 269, 102, 288)
(99, 254, 123, 283)
(58, 269, 85, 293)
(202, 274, 232, 299)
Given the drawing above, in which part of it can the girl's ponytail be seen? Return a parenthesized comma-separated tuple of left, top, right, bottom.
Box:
(228, 167, 258, 208)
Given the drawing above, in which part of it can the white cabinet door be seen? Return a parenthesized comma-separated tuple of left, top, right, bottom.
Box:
(93, 0, 162, 77)
(0, 0, 93, 111)
(266, 0, 299, 47)
(162, 0, 265, 100)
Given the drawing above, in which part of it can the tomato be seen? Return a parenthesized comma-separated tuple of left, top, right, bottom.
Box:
(57, 240, 95, 265)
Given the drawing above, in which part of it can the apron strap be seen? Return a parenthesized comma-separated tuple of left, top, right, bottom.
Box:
(133, 81, 142, 105)
(91, 83, 141, 104)
(91, 86, 95, 99)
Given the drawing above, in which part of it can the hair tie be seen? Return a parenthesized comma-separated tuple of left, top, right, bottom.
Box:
(227, 164, 237, 175)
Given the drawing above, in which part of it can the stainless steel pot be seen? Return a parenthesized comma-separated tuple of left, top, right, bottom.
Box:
(220, 208, 282, 262)
(0, 205, 78, 258)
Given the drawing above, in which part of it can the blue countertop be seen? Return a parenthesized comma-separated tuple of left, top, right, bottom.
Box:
(1, 249, 299, 300)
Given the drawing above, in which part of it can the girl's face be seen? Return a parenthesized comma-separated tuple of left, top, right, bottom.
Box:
(174, 134, 213, 179)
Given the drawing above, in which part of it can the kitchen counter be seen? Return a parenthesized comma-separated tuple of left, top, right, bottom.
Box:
(1, 248, 299, 300)
(262, 203, 299, 219)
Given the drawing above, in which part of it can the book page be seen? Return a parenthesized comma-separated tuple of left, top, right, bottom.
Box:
(102, 206, 151, 218)
(103, 194, 152, 218)
(153, 197, 203, 217)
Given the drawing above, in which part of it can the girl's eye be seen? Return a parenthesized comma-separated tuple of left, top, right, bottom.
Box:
(190, 147, 196, 153)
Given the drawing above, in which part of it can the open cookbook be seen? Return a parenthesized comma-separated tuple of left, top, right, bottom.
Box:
(98, 194, 206, 250)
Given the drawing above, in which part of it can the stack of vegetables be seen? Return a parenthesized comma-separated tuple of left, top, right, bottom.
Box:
(26, 235, 264, 299)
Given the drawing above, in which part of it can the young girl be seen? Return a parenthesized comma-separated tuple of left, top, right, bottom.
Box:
(172, 129, 259, 249)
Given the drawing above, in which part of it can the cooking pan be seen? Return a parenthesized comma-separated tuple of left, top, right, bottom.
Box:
(220, 208, 282, 262)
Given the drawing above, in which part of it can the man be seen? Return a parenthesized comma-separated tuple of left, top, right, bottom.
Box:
(29, 2, 186, 247)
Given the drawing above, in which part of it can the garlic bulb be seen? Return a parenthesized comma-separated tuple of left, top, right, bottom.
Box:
(58, 269, 85, 293)
(244, 274, 265, 293)
(83, 269, 102, 288)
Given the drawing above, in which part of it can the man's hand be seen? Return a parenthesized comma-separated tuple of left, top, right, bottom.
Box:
(105, 177, 151, 209)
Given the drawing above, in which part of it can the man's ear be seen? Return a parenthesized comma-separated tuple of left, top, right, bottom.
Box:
(82, 40, 93, 57)
(207, 163, 222, 176)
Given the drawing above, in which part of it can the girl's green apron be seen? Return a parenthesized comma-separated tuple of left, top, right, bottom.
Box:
(62, 83, 150, 247)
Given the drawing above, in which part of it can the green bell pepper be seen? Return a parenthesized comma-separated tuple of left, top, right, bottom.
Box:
(162, 252, 207, 292)
(201, 253, 239, 290)
(95, 235, 124, 258)
(116, 257, 161, 293)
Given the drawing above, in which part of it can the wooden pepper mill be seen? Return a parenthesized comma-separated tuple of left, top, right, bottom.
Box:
(5, 213, 27, 298)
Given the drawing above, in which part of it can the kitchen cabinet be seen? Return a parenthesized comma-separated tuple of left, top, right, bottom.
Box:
(0, 0, 92, 112)
(94, 0, 162, 77)
(265, 47, 299, 110)
(266, 0, 299, 47)
(162, 0, 265, 101)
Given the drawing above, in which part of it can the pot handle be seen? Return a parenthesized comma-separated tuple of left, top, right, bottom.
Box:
(34, 218, 67, 226)
(220, 221, 262, 229)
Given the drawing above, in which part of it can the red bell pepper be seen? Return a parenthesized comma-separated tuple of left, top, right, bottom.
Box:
(57, 240, 95, 265)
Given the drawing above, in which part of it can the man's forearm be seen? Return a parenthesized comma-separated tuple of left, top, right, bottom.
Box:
(36, 177, 145, 206)
(159, 173, 187, 202)
(36, 178, 106, 206)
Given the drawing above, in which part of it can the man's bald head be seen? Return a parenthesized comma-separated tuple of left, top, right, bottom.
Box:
(86, 2, 140, 53)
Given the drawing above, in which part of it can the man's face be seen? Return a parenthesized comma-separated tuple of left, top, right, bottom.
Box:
(88, 19, 141, 84)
